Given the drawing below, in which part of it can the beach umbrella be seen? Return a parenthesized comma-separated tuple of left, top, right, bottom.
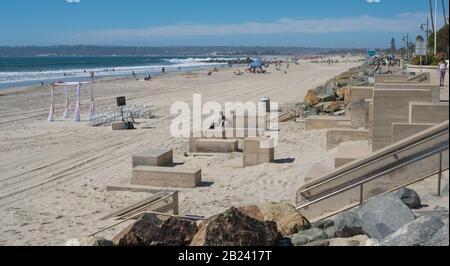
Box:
(250, 58, 263, 68)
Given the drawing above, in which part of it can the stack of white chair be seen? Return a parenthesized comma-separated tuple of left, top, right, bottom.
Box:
(88, 104, 155, 127)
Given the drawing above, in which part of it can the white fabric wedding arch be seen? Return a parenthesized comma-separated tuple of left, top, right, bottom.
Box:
(48, 81, 95, 122)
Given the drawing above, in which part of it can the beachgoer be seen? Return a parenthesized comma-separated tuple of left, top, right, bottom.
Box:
(374, 58, 381, 72)
(438, 59, 447, 87)
(132, 71, 136, 78)
(162, 67, 166, 73)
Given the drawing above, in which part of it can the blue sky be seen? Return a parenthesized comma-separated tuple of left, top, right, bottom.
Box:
(0, 0, 448, 48)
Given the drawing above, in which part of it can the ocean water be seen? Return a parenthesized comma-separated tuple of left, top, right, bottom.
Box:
(0, 56, 237, 89)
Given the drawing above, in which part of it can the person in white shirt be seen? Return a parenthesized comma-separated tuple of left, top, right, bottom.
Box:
(438, 59, 447, 87)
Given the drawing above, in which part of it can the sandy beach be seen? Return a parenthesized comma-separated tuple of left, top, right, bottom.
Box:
(0, 57, 387, 245)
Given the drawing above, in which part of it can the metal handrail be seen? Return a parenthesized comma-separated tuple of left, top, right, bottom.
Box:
(300, 126, 449, 194)
(296, 143, 449, 218)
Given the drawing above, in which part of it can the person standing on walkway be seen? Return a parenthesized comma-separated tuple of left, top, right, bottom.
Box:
(438, 59, 447, 87)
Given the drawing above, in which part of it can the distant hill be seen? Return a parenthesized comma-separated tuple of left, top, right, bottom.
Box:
(0, 45, 368, 57)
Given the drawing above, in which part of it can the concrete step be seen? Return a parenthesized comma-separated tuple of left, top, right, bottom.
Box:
(131, 166, 202, 188)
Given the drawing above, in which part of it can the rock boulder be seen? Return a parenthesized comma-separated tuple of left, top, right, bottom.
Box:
(359, 194, 415, 240)
(277, 212, 311, 237)
(334, 210, 366, 238)
(304, 90, 320, 107)
(190, 207, 279, 246)
(116, 214, 198, 246)
(329, 235, 369, 246)
(290, 228, 328, 246)
(381, 216, 444, 246)
(425, 223, 449, 246)
(394, 188, 422, 209)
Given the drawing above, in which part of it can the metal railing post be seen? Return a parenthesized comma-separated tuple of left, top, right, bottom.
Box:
(437, 152, 443, 197)
(360, 184, 364, 205)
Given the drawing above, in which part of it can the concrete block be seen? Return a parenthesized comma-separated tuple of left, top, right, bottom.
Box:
(376, 84, 440, 103)
(375, 73, 430, 84)
(409, 102, 449, 124)
(335, 142, 372, 168)
(375, 74, 408, 84)
(189, 138, 239, 153)
(305, 116, 351, 131)
(327, 129, 370, 150)
(392, 123, 436, 143)
(350, 87, 373, 129)
(441, 87, 449, 102)
(243, 137, 275, 167)
(131, 166, 202, 188)
(111, 121, 126, 131)
(371, 89, 433, 151)
(132, 149, 173, 168)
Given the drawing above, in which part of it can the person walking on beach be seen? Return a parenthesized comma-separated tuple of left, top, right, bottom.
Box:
(438, 59, 447, 87)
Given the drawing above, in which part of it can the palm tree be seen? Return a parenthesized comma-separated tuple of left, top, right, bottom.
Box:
(430, 0, 435, 32)
(442, 0, 448, 25)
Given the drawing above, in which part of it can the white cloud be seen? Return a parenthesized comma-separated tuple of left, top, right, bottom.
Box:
(69, 12, 427, 42)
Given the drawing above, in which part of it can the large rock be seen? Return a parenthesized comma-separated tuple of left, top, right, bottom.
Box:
(277, 212, 311, 237)
(394, 188, 422, 209)
(304, 90, 320, 107)
(336, 87, 352, 104)
(316, 101, 342, 113)
(329, 235, 369, 246)
(116, 214, 198, 246)
(260, 202, 310, 236)
(237, 205, 264, 221)
(157, 217, 199, 246)
(324, 226, 337, 239)
(190, 207, 279, 246)
(358, 194, 415, 240)
(334, 210, 366, 238)
(381, 216, 444, 246)
(314, 219, 335, 230)
(317, 84, 338, 102)
(260, 202, 297, 224)
(290, 228, 328, 246)
(117, 214, 162, 246)
(425, 223, 449, 246)
(313, 219, 337, 238)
